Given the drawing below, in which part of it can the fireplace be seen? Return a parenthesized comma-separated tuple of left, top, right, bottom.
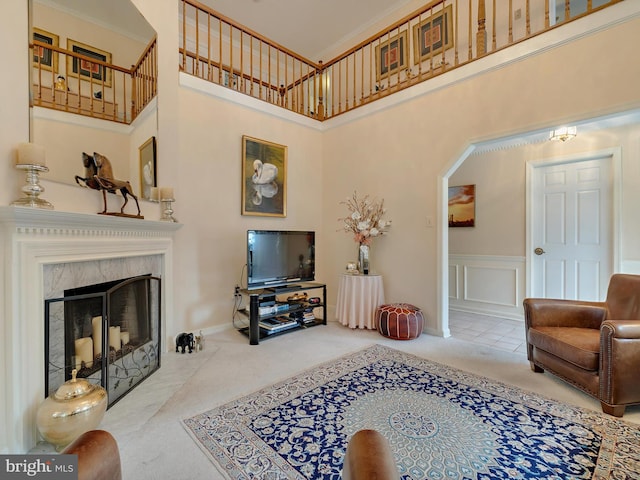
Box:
(45, 274, 161, 406)
(0, 206, 181, 453)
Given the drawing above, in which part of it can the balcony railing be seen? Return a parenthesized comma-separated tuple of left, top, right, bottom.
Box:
(31, 37, 157, 124)
(179, 0, 622, 121)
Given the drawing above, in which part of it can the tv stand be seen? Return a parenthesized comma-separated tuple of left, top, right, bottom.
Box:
(238, 282, 326, 345)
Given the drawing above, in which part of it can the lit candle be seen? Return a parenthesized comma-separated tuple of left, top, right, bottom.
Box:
(150, 187, 159, 201)
(17, 142, 46, 167)
(160, 186, 174, 200)
(109, 326, 121, 351)
(74, 337, 93, 369)
(92, 316, 103, 359)
(120, 331, 130, 346)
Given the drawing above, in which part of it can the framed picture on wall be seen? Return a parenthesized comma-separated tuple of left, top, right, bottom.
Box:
(375, 30, 408, 81)
(413, 4, 454, 65)
(33, 28, 59, 72)
(448, 184, 476, 227)
(241, 135, 287, 217)
(139, 136, 157, 201)
(66, 39, 112, 87)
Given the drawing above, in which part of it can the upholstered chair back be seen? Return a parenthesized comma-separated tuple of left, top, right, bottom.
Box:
(606, 274, 640, 320)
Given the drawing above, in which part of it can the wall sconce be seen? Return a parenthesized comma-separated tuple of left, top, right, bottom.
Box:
(549, 126, 577, 142)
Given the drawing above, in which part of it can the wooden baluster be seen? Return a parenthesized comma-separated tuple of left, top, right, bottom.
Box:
(276, 49, 280, 103)
(509, 0, 514, 42)
(565, 0, 570, 21)
(338, 60, 342, 114)
(259, 41, 262, 100)
(454, 0, 459, 66)
(492, 0, 497, 51)
(526, 0, 531, 35)
(477, 0, 487, 56)
(544, 0, 550, 28)
(195, 7, 199, 77)
(229, 24, 233, 89)
(181, 1, 186, 72)
(250, 37, 254, 96)
(240, 30, 244, 91)
(360, 48, 364, 103)
(468, 0, 473, 60)
(587, 0, 593, 10)
(218, 17, 223, 84)
(352, 50, 356, 108)
(207, 14, 211, 81)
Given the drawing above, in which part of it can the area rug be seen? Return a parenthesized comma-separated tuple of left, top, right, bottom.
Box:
(182, 344, 640, 479)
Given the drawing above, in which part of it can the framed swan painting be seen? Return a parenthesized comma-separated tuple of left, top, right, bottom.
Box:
(241, 135, 287, 217)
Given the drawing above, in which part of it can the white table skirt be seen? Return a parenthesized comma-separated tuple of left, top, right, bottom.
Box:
(336, 274, 385, 329)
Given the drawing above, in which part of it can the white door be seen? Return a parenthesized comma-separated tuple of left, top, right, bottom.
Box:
(531, 156, 612, 300)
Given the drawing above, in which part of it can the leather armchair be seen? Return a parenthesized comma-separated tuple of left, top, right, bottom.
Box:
(62, 430, 122, 480)
(342, 429, 399, 480)
(524, 273, 640, 417)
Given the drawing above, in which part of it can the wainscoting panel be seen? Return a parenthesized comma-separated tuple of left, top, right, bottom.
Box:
(449, 255, 526, 321)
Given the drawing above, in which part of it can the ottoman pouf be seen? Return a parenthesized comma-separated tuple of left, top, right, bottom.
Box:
(376, 303, 424, 340)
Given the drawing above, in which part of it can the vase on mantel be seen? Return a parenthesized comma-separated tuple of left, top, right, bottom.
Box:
(358, 244, 370, 275)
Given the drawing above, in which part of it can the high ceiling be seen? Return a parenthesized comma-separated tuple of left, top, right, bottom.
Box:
(200, 0, 417, 60)
(40, 0, 418, 61)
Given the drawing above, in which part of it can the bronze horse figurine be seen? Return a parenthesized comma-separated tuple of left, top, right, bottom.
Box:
(75, 152, 141, 217)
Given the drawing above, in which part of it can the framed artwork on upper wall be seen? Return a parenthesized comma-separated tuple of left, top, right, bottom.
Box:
(375, 30, 408, 81)
(241, 135, 287, 217)
(139, 136, 157, 201)
(448, 184, 476, 227)
(66, 39, 112, 87)
(413, 4, 454, 65)
(33, 28, 59, 72)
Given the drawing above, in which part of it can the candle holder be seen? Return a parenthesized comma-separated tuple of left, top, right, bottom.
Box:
(11, 164, 54, 209)
(160, 198, 177, 222)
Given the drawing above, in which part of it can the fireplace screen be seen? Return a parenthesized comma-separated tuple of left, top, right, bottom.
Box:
(44, 274, 161, 406)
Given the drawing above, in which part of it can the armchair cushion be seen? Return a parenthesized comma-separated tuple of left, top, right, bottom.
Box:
(528, 327, 600, 371)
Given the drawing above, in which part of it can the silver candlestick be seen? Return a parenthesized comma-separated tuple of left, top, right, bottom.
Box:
(11, 164, 54, 209)
(160, 198, 177, 222)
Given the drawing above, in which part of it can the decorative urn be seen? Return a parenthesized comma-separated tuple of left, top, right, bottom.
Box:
(36, 369, 108, 450)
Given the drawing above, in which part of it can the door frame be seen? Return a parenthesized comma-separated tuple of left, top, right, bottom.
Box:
(524, 147, 622, 299)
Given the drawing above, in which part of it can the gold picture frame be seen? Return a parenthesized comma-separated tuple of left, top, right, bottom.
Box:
(413, 5, 454, 65)
(33, 28, 59, 72)
(66, 39, 112, 87)
(241, 135, 287, 217)
(375, 30, 408, 81)
(139, 136, 157, 201)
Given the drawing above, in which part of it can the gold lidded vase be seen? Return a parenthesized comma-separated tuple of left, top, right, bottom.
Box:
(36, 369, 108, 451)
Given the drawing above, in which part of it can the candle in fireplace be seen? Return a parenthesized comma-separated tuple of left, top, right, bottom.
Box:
(92, 316, 103, 359)
(74, 337, 93, 369)
(109, 326, 121, 351)
(120, 331, 130, 346)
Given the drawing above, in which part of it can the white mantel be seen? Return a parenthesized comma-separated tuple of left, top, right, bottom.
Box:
(0, 206, 181, 453)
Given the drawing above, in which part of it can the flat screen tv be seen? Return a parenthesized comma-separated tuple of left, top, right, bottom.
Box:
(247, 230, 315, 290)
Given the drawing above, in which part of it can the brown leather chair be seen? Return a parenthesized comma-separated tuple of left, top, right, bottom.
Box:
(62, 430, 122, 480)
(524, 273, 640, 417)
(342, 429, 399, 480)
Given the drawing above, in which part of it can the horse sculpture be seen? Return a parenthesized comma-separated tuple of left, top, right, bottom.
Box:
(75, 152, 142, 217)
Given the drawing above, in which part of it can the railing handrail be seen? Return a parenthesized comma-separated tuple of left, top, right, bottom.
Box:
(133, 36, 158, 72)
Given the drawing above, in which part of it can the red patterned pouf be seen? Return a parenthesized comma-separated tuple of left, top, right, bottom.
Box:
(376, 303, 424, 340)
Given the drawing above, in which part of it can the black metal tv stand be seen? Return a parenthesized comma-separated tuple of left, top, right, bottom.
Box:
(238, 282, 326, 345)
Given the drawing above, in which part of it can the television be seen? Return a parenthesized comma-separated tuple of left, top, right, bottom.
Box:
(247, 230, 315, 290)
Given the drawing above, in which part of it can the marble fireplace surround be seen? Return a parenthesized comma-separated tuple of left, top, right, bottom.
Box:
(0, 206, 181, 453)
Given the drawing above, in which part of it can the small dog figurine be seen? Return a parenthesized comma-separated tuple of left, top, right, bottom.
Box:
(195, 330, 204, 353)
(175, 332, 194, 354)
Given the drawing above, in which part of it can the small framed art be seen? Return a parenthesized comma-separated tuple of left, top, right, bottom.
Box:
(139, 137, 157, 201)
(448, 184, 476, 227)
(375, 30, 408, 81)
(241, 135, 287, 217)
(66, 39, 112, 87)
(413, 5, 454, 64)
(33, 28, 59, 72)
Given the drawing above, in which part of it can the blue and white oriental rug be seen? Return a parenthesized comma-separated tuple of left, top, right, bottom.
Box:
(182, 344, 640, 479)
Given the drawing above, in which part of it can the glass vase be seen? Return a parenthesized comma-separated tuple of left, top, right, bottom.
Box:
(358, 244, 370, 275)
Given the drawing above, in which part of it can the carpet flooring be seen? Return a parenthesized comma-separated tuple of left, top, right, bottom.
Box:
(183, 344, 640, 479)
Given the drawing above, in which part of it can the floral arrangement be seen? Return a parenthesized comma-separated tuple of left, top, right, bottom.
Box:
(338, 191, 391, 245)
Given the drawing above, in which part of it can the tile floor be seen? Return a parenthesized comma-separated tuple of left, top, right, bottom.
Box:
(448, 310, 528, 355)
